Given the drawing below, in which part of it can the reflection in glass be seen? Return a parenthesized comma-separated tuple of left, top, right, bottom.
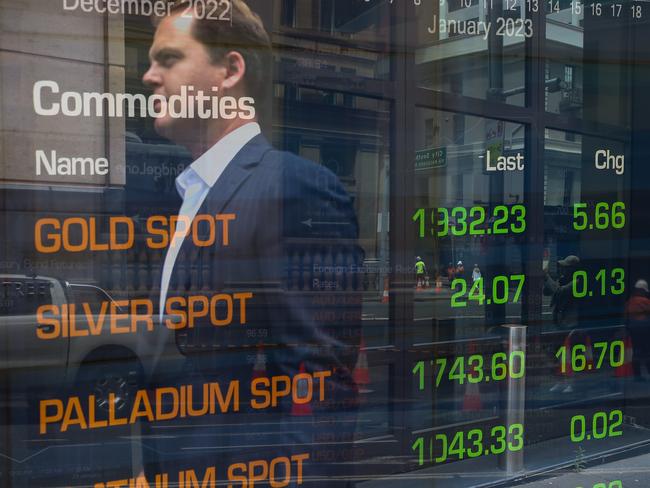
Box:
(415, 0, 528, 105)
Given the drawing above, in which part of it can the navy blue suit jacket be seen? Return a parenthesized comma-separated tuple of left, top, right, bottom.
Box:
(147, 134, 364, 482)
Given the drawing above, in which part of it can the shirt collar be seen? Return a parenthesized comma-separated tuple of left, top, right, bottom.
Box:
(176, 122, 261, 198)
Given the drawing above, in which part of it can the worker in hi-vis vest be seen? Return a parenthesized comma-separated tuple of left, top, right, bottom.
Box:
(415, 256, 427, 288)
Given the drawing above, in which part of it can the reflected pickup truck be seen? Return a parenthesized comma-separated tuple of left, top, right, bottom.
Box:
(0, 274, 180, 411)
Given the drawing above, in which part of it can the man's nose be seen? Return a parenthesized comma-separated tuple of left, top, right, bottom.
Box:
(142, 66, 161, 88)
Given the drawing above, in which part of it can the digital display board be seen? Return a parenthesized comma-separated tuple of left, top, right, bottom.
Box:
(1, 0, 650, 486)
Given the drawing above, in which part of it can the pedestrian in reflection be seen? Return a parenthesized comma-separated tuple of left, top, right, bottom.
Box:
(472, 264, 482, 283)
(456, 260, 465, 281)
(415, 256, 427, 288)
(447, 262, 456, 287)
(544, 255, 581, 393)
(624, 279, 650, 381)
(140, 1, 363, 483)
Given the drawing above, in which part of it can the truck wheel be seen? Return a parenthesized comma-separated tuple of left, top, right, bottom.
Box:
(77, 358, 143, 414)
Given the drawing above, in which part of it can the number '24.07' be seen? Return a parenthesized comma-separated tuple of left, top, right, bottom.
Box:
(451, 275, 525, 308)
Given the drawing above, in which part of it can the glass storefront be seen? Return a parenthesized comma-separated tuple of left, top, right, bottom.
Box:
(1, 0, 650, 486)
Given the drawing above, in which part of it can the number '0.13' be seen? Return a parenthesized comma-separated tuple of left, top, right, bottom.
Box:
(571, 268, 625, 299)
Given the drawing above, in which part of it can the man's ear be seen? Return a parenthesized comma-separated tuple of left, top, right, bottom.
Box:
(221, 51, 246, 91)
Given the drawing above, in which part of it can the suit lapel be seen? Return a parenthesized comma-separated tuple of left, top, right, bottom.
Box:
(206, 133, 273, 217)
(168, 134, 273, 295)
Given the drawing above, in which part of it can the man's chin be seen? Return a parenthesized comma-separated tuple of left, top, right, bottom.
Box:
(153, 118, 175, 140)
(153, 119, 194, 150)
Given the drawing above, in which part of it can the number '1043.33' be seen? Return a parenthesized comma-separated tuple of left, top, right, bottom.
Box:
(412, 424, 524, 466)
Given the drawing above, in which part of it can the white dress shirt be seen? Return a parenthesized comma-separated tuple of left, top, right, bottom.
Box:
(159, 122, 261, 319)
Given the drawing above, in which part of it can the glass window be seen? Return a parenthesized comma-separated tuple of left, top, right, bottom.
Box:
(415, 0, 529, 105)
(407, 110, 527, 475)
(411, 109, 526, 346)
(2, 0, 650, 486)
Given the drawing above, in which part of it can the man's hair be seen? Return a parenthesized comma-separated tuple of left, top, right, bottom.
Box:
(166, 0, 272, 104)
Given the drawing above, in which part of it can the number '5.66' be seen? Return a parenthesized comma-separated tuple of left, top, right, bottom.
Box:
(573, 202, 625, 231)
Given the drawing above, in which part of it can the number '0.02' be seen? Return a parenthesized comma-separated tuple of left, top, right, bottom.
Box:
(570, 410, 623, 443)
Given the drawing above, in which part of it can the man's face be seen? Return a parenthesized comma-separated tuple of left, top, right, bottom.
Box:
(142, 13, 226, 142)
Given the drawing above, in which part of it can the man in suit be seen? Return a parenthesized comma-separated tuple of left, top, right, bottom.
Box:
(141, 1, 363, 485)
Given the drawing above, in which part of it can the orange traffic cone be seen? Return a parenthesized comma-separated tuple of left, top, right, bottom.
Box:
(463, 345, 482, 411)
(381, 277, 389, 304)
(435, 276, 442, 293)
(585, 334, 594, 372)
(291, 362, 313, 417)
(615, 335, 634, 378)
(462, 380, 482, 412)
(252, 344, 267, 380)
(353, 339, 371, 393)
